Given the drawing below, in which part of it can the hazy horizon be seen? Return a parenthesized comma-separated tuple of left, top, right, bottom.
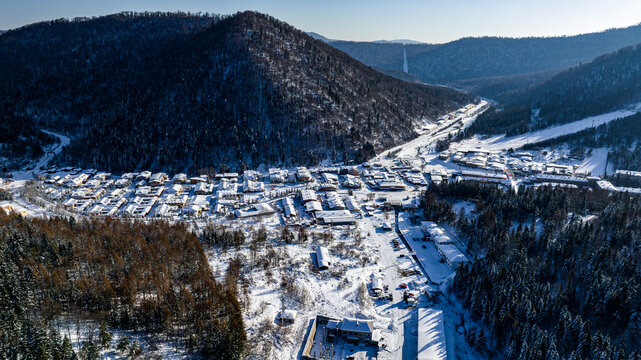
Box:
(2, 0, 641, 43)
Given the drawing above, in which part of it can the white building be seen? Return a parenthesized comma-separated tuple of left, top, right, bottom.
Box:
(300, 189, 317, 204)
(234, 203, 276, 218)
(316, 246, 330, 269)
(418, 308, 447, 360)
(282, 197, 297, 218)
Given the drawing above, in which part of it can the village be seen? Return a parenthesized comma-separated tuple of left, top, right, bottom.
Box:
(2, 100, 641, 360)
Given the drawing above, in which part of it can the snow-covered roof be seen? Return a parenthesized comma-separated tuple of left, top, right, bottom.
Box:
(316, 246, 330, 268)
(418, 308, 446, 360)
(305, 200, 322, 213)
(437, 244, 468, 264)
(281, 309, 298, 320)
(339, 318, 373, 334)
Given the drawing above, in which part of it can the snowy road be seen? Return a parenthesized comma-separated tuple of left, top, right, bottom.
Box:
(375, 101, 489, 162)
(11, 129, 71, 180)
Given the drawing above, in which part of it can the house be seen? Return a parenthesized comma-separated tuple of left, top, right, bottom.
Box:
(370, 275, 383, 296)
(161, 194, 189, 207)
(269, 168, 288, 183)
(378, 180, 406, 191)
(189, 175, 208, 184)
(296, 167, 313, 182)
(327, 318, 374, 342)
(92, 172, 111, 181)
(135, 171, 152, 183)
(321, 172, 339, 184)
(418, 308, 447, 360)
(114, 178, 132, 188)
(282, 197, 297, 217)
(172, 173, 187, 184)
(195, 182, 213, 195)
(305, 200, 323, 213)
(300, 189, 317, 204)
(243, 170, 261, 182)
(315, 246, 330, 269)
(166, 184, 183, 195)
(344, 196, 360, 212)
(325, 192, 345, 210)
(243, 180, 265, 193)
(123, 204, 153, 217)
(148, 172, 168, 186)
(317, 183, 339, 191)
(278, 309, 298, 324)
(342, 174, 362, 189)
(315, 210, 356, 225)
(215, 173, 239, 181)
(234, 203, 276, 218)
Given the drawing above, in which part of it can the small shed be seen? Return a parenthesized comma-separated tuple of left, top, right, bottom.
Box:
(278, 309, 298, 324)
(316, 246, 330, 269)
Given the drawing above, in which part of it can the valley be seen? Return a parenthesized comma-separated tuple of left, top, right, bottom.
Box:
(3, 98, 640, 359)
(2, 7, 641, 360)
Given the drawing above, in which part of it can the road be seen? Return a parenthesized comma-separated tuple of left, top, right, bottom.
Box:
(11, 129, 71, 180)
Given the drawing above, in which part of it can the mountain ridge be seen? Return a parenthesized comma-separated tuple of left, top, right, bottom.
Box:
(327, 23, 641, 95)
(0, 11, 473, 173)
(470, 43, 641, 135)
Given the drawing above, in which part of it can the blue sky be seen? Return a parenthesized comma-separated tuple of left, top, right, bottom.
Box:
(2, 0, 641, 43)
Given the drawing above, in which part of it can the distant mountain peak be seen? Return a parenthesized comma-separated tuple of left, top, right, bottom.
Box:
(373, 39, 425, 45)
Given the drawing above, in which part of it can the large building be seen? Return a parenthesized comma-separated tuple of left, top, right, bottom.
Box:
(418, 308, 447, 360)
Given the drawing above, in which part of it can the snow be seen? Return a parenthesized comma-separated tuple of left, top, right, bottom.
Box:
(458, 103, 641, 152)
(417, 308, 447, 360)
(53, 318, 192, 359)
(375, 100, 489, 161)
(575, 148, 609, 176)
(398, 214, 454, 284)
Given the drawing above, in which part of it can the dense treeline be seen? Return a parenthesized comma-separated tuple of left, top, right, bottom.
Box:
(0, 213, 246, 358)
(469, 105, 532, 136)
(422, 182, 641, 359)
(521, 112, 641, 171)
(476, 43, 641, 135)
(0, 11, 470, 174)
(0, 103, 58, 171)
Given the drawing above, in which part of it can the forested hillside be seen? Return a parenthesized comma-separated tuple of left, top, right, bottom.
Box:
(0, 107, 58, 171)
(328, 24, 641, 96)
(0, 11, 471, 173)
(422, 182, 641, 360)
(0, 212, 246, 358)
(470, 44, 641, 135)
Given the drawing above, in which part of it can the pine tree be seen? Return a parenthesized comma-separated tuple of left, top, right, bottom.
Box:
(60, 336, 77, 360)
(116, 336, 130, 353)
(546, 341, 560, 360)
(98, 322, 112, 350)
(476, 329, 487, 350)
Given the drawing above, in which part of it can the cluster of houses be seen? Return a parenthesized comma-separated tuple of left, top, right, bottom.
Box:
(440, 149, 579, 178)
(40, 161, 416, 223)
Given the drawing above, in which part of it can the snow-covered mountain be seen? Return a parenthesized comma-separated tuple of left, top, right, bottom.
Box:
(0, 11, 473, 173)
